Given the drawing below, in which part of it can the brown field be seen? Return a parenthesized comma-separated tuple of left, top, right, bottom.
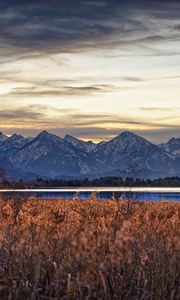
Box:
(0, 197, 179, 300)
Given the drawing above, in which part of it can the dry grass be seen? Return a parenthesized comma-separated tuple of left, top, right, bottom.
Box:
(0, 196, 179, 300)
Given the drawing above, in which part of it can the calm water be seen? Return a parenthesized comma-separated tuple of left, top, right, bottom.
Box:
(1, 187, 180, 201)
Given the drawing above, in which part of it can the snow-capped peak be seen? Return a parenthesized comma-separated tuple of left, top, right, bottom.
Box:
(118, 131, 151, 144)
(0, 130, 180, 179)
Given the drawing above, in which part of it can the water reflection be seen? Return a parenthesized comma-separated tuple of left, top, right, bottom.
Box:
(0, 191, 180, 201)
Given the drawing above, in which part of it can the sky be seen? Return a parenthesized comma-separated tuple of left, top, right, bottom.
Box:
(0, 0, 180, 143)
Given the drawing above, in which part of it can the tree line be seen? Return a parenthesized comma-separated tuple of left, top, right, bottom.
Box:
(1, 173, 180, 189)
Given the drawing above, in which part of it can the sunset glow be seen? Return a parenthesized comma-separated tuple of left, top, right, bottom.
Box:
(0, 0, 180, 143)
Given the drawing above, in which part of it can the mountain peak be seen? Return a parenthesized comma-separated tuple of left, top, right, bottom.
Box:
(38, 130, 50, 137)
(10, 134, 25, 141)
(36, 131, 60, 141)
(168, 137, 180, 144)
(34, 131, 64, 146)
(116, 131, 154, 146)
(115, 131, 143, 143)
(119, 131, 140, 139)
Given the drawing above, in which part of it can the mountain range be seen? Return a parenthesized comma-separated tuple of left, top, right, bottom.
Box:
(0, 131, 180, 180)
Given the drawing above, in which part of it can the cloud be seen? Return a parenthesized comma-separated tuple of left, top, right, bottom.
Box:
(0, 105, 78, 122)
(137, 127, 180, 144)
(4, 84, 117, 97)
(0, 99, 179, 144)
(122, 76, 180, 82)
(0, 0, 180, 61)
(140, 107, 179, 112)
(0, 104, 179, 143)
(0, 0, 180, 144)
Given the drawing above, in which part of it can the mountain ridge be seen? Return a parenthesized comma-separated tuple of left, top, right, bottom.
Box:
(0, 130, 179, 179)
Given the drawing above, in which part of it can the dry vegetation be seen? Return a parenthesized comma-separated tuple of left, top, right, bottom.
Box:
(0, 196, 179, 300)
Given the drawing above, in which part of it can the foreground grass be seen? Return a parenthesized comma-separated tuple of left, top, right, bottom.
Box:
(0, 197, 179, 300)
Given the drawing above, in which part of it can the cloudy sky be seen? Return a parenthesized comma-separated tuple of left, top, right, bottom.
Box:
(0, 0, 180, 143)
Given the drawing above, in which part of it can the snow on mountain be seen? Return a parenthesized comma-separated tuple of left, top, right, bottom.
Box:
(64, 134, 97, 153)
(0, 134, 28, 157)
(160, 137, 180, 158)
(12, 131, 91, 177)
(0, 155, 36, 180)
(0, 130, 179, 179)
(91, 131, 175, 177)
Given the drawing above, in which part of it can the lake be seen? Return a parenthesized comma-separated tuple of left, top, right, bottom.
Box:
(1, 187, 180, 201)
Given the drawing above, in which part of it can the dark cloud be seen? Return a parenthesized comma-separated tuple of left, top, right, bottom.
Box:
(5, 84, 116, 97)
(0, 105, 78, 122)
(0, 0, 180, 60)
(0, 109, 43, 120)
(0, 0, 180, 143)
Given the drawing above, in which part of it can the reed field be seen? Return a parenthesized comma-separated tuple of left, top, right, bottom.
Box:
(0, 196, 179, 300)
